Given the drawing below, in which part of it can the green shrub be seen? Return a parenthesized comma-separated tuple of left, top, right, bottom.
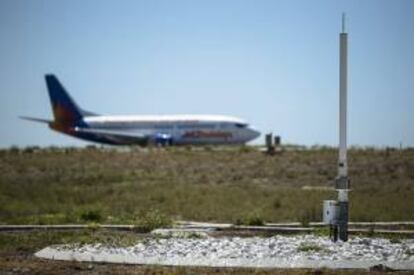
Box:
(236, 211, 265, 226)
(314, 227, 330, 237)
(133, 209, 172, 232)
(389, 237, 401, 244)
(80, 209, 103, 223)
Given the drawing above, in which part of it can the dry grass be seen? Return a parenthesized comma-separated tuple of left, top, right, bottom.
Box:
(0, 146, 413, 224)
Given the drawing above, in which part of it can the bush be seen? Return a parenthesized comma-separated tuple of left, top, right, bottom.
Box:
(23, 146, 40, 154)
(389, 237, 401, 244)
(80, 209, 103, 223)
(9, 145, 20, 154)
(236, 211, 265, 226)
(133, 209, 172, 233)
(314, 227, 330, 236)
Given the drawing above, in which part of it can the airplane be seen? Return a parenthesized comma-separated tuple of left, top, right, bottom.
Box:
(21, 75, 260, 146)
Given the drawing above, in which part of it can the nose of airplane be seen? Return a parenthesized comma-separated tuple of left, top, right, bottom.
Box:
(247, 128, 261, 141)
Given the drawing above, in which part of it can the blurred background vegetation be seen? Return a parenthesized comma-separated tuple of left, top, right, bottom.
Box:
(0, 145, 413, 225)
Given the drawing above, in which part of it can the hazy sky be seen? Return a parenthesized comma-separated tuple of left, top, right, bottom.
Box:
(0, 0, 413, 147)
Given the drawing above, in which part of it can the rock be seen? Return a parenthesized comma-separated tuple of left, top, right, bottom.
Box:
(34, 234, 414, 270)
(151, 228, 209, 238)
(359, 238, 371, 246)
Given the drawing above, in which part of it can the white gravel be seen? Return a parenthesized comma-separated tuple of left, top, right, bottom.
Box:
(35, 234, 414, 270)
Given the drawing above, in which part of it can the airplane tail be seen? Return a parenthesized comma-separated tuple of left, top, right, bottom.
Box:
(45, 74, 96, 125)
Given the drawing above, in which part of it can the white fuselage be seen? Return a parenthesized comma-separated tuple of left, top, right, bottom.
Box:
(83, 114, 260, 145)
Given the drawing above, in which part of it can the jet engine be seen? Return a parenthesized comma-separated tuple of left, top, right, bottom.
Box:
(153, 133, 173, 146)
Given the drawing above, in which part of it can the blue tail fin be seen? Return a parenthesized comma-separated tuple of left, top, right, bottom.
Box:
(45, 74, 96, 125)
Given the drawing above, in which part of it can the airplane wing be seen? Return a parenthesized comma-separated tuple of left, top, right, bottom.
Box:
(74, 127, 150, 145)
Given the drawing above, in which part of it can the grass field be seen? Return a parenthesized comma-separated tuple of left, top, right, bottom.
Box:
(1, 146, 413, 225)
(1, 146, 413, 274)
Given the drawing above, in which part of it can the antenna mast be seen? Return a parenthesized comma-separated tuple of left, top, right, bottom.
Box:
(336, 12, 350, 242)
(323, 13, 350, 242)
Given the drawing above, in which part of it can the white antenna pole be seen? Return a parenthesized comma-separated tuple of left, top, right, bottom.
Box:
(336, 12, 350, 242)
(339, 12, 348, 179)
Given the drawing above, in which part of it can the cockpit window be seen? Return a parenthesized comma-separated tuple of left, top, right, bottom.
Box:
(235, 123, 247, 128)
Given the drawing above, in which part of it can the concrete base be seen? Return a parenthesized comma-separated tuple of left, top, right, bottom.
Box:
(35, 246, 414, 270)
